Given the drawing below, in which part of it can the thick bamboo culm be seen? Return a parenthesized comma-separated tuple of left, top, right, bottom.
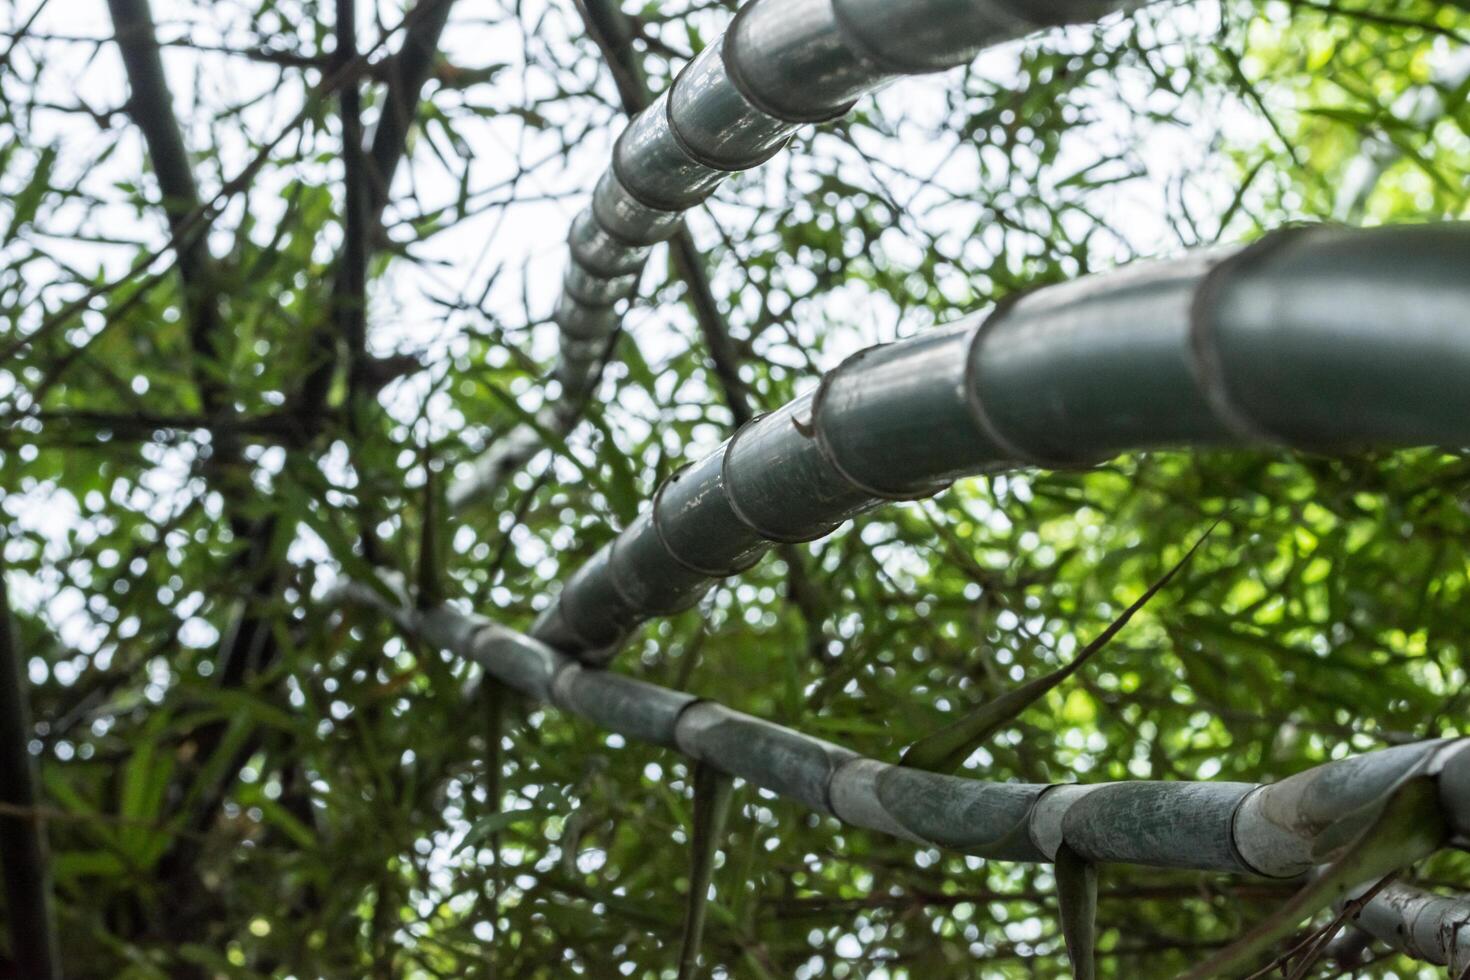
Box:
(528, 221, 1470, 664)
(1344, 881, 1470, 974)
(334, 582, 1470, 967)
(446, 0, 1142, 508)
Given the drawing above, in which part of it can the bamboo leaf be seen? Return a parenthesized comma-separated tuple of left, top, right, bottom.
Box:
(5, 145, 56, 245)
(188, 686, 311, 736)
(51, 851, 127, 882)
(899, 520, 1221, 773)
(1055, 843, 1097, 980)
(457, 809, 535, 857)
(677, 763, 734, 980)
(249, 795, 319, 851)
(1179, 776, 1447, 979)
(117, 716, 175, 868)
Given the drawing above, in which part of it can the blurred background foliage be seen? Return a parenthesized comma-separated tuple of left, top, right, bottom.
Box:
(1, 0, 1469, 975)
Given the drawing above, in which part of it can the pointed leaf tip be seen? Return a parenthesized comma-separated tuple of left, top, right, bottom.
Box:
(900, 519, 1222, 773)
(1056, 844, 1098, 980)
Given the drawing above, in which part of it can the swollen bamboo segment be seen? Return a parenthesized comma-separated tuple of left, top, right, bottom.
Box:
(334, 583, 1470, 909)
(1346, 881, 1470, 974)
(446, 0, 1142, 508)
(530, 222, 1470, 663)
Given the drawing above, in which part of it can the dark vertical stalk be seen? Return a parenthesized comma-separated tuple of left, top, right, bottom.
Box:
(106, 0, 225, 415)
(668, 236, 756, 428)
(0, 566, 61, 980)
(365, 0, 457, 215)
(676, 763, 734, 980)
(336, 0, 368, 397)
(333, 0, 389, 565)
(299, 0, 457, 420)
(480, 679, 505, 979)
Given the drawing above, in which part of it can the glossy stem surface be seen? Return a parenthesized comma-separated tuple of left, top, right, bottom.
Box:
(334, 580, 1470, 911)
(529, 222, 1470, 664)
(448, 0, 1141, 508)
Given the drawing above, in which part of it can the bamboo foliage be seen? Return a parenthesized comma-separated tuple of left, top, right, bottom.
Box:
(479, 217, 1470, 974)
(335, 580, 1470, 973)
(13, 0, 1469, 970)
(898, 520, 1216, 773)
(446, 0, 1143, 508)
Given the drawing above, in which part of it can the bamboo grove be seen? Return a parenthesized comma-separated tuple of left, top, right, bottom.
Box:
(2, 0, 1470, 976)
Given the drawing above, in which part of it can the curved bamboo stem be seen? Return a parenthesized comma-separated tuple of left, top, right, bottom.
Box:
(334, 582, 1470, 971)
(333, 581, 1470, 892)
(447, 0, 1143, 508)
(527, 221, 1470, 663)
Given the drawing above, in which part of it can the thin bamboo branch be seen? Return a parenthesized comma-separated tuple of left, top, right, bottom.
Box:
(0, 565, 61, 980)
(330, 579, 1470, 962)
(447, 0, 1144, 507)
(529, 221, 1470, 665)
(668, 232, 757, 428)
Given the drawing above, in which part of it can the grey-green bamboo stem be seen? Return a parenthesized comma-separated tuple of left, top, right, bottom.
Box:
(527, 221, 1470, 665)
(332, 580, 1470, 941)
(446, 0, 1143, 508)
(1344, 881, 1470, 976)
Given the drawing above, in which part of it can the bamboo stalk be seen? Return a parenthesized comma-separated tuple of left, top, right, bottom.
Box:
(526, 221, 1470, 664)
(0, 567, 61, 980)
(106, 0, 224, 412)
(1345, 881, 1470, 975)
(447, 0, 1142, 508)
(332, 581, 1470, 936)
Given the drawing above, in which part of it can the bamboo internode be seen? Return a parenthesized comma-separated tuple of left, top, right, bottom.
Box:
(1345, 881, 1470, 974)
(380, 3, 1470, 970)
(446, 0, 1142, 508)
(334, 581, 1470, 952)
(528, 222, 1470, 663)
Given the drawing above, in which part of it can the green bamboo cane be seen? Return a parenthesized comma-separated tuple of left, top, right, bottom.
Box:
(447, 0, 1145, 508)
(1341, 879, 1470, 975)
(332, 580, 1470, 973)
(527, 221, 1470, 665)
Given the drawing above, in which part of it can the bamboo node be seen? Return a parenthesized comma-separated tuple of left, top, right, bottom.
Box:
(721, 0, 861, 126)
(1186, 224, 1323, 446)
